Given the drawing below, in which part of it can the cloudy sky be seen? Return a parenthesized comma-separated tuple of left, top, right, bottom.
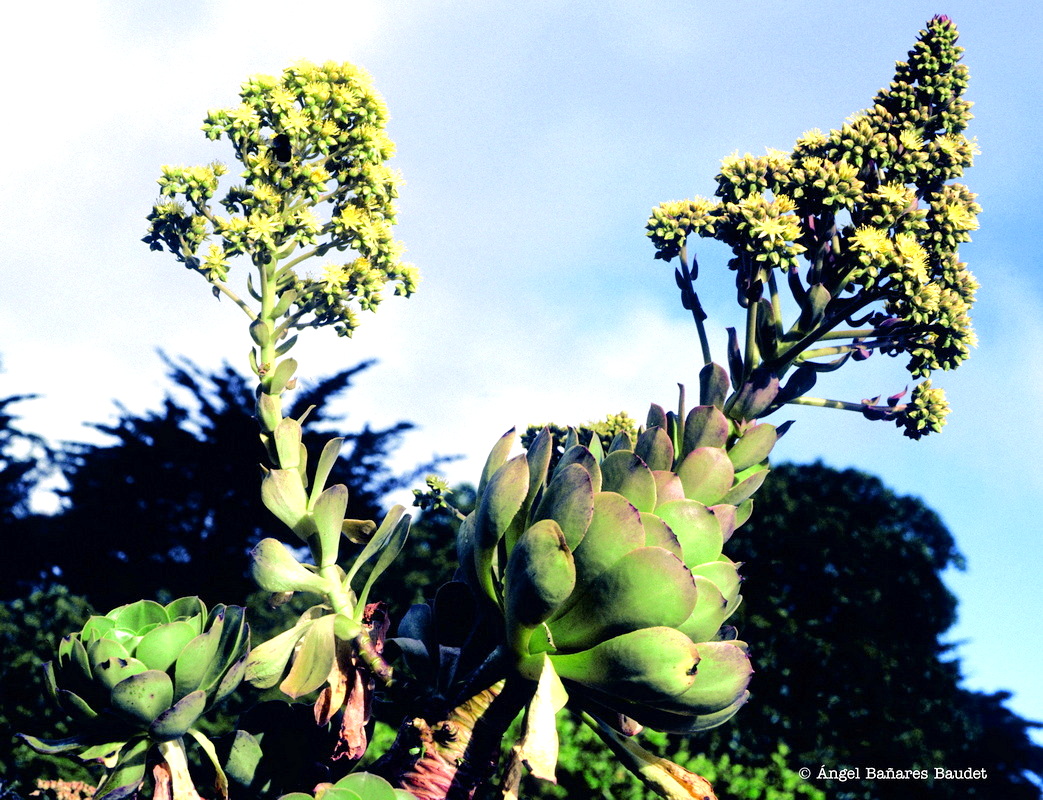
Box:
(2, 0, 1041, 748)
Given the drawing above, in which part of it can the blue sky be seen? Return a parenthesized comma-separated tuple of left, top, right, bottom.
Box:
(2, 0, 1041, 752)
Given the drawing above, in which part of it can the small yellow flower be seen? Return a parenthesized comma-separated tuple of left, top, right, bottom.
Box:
(269, 86, 298, 113)
(876, 181, 913, 207)
(899, 127, 924, 152)
(851, 226, 893, 257)
(941, 201, 980, 232)
(895, 232, 929, 283)
(284, 108, 312, 135)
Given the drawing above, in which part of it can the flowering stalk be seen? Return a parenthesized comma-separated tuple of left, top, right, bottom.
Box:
(145, 60, 417, 763)
(647, 16, 978, 438)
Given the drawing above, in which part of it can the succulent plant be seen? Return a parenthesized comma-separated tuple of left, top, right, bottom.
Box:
(20, 597, 249, 800)
(279, 772, 416, 800)
(646, 16, 978, 438)
(454, 380, 775, 757)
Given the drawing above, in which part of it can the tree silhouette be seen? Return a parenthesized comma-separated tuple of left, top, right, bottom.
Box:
(24, 355, 443, 608)
(699, 461, 1043, 800)
(0, 361, 55, 596)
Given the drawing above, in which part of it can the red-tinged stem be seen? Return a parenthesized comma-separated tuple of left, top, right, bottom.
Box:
(376, 677, 536, 799)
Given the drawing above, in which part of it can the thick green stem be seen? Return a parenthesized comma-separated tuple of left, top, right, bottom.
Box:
(787, 395, 873, 412)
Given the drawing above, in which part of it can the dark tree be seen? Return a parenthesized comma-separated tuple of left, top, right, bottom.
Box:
(700, 461, 1043, 800)
(25, 356, 442, 608)
(0, 364, 55, 595)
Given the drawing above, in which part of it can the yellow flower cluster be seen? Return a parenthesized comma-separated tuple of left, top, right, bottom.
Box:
(145, 60, 418, 338)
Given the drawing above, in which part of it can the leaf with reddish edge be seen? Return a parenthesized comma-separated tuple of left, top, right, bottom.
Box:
(676, 447, 734, 506)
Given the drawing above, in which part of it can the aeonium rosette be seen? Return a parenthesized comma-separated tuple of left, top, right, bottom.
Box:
(20, 597, 249, 800)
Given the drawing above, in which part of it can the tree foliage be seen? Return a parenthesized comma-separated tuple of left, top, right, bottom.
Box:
(17, 356, 440, 608)
(700, 462, 1043, 799)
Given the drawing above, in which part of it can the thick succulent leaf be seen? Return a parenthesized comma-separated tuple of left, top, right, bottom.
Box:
(311, 437, 344, 502)
(691, 560, 741, 606)
(549, 548, 697, 651)
(273, 417, 303, 469)
(43, 660, 59, 700)
(267, 357, 298, 395)
(80, 615, 117, 643)
(651, 471, 686, 508)
(261, 468, 310, 533)
(532, 463, 594, 550)
(213, 653, 248, 705)
(525, 428, 553, 509)
(569, 492, 646, 590)
(646, 403, 668, 431)
(164, 597, 207, 626)
(587, 429, 605, 463)
(608, 689, 751, 734)
(551, 627, 699, 703)
(677, 577, 730, 643)
(88, 638, 132, 674)
(112, 600, 169, 633)
(718, 466, 768, 506)
(58, 634, 89, 680)
(649, 641, 753, 715)
(111, 670, 174, 727)
(332, 772, 402, 800)
(396, 602, 433, 644)
(734, 498, 754, 529)
(475, 455, 530, 554)
(93, 736, 150, 800)
(244, 613, 318, 689)
(505, 519, 576, 644)
(556, 445, 602, 493)
(599, 451, 657, 513)
(135, 622, 199, 672)
(356, 510, 412, 608)
(148, 688, 207, 740)
(344, 504, 408, 588)
(251, 538, 331, 594)
(676, 447, 735, 506)
(222, 729, 264, 787)
(634, 426, 674, 472)
(16, 733, 98, 755)
(682, 406, 730, 454)
(655, 500, 724, 569)
(56, 688, 100, 720)
(454, 513, 480, 594)
(699, 362, 731, 409)
(477, 428, 516, 498)
(173, 616, 225, 699)
(174, 606, 249, 700)
(608, 430, 634, 453)
(727, 423, 777, 471)
(708, 504, 737, 544)
(280, 613, 336, 699)
(94, 655, 149, 691)
(640, 513, 683, 559)
(312, 484, 349, 564)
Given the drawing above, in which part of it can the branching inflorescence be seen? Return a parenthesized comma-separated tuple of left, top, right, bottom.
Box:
(646, 16, 979, 438)
(144, 59, 417, 340)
